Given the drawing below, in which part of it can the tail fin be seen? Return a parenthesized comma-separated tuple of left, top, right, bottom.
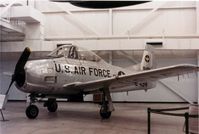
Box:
(140, 45, 156, 70)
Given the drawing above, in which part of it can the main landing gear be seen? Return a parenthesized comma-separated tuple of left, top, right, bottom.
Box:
(25, 91, 113, 119)
(44, 98, 58, 112)
(99, 88, 115, 119)
(25, 94, 58, 119)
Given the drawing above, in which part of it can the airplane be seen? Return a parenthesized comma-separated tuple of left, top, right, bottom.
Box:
(4, 44, 199, 119)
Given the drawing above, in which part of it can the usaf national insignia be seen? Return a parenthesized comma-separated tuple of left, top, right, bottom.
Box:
(145, 55, 150, 63)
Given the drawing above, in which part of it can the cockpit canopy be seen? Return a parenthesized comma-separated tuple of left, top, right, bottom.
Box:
(47, 45, 101, 62)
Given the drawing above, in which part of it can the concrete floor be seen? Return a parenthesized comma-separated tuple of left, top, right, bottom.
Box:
(0, 102, 189, 134)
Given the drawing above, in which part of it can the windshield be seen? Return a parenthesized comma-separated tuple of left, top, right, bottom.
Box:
(47, 45, 102, 62)
(47, 45, 71, 58)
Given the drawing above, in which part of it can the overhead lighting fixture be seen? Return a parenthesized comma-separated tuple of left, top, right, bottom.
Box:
(145, 39, 163, 46)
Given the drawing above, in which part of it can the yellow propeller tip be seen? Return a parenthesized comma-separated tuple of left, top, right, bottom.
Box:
(25, 47, 31, 53)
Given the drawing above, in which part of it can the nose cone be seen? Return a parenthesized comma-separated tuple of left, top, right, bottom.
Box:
(18, 60, 52, 93)
(25, 59, 52, 85)
(25, 61, 36, 76)
(25, 61, 42, 84)
(25, 61, 33, 70)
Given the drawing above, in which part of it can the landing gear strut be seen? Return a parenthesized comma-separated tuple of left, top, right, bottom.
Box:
(99, 88, 114, 119)
(44, 98, 58, 112)
(26, 94, 39, 119)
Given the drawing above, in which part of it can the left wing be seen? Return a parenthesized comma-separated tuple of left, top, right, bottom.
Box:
(63, 64, 199, 93)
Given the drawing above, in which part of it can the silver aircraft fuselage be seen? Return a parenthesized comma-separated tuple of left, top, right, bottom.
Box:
(18, 57, 155, 96)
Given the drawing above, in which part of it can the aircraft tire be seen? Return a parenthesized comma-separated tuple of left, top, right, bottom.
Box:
(100, 108, 111, 119)
(47, 101, 58, 112)
(26, 105, 39, 119)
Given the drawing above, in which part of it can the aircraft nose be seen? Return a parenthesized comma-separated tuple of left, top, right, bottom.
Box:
(25, 61, 41, 83)
(25, 61, 33, 70)
(25, 61, 36, 76)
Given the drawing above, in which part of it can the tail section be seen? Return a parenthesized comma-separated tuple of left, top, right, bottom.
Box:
(140, 45, 156, 70)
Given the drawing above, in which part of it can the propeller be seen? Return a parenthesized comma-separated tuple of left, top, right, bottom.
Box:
(5, 47, 31, 95)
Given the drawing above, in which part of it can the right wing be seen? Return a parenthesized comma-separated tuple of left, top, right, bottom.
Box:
(63, 64, 199, 93)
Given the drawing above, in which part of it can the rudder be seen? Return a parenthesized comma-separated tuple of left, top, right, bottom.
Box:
(140, 45, 155, 70)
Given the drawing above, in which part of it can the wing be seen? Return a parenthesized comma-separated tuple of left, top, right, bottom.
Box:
(63, 64, 199, 93)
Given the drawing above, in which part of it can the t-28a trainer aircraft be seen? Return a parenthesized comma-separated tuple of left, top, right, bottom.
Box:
(5, 45, 199, 119)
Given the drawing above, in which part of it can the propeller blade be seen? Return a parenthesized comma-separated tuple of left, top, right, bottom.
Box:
(5, 76, 14, 95)
(5, 47, 31, 95)
(14, 47, 31, 74)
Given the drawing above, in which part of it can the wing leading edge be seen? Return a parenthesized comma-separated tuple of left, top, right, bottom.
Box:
(63, 64, 199, 93)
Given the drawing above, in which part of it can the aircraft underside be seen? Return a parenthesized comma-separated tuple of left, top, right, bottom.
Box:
(25, 88, 114, 119)
(19, 80, 156, 95)
(18, 80, 156, 120)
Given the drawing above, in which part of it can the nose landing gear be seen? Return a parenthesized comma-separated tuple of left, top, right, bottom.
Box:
(26, 105, 39, 119)
(26, 94, 39, 119)
(25, 94, 58, 119)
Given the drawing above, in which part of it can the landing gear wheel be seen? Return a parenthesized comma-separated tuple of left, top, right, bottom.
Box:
(47, 101, 58, 112)
(99, 88, 114, 119)
(26, 105, 39, 119)
(44, 99, 58, 112)
(100, 106, 111, 119)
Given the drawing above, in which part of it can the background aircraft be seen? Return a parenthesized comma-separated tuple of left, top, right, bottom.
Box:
(50, 1, 149, 9)
(4, 45, 199, 119)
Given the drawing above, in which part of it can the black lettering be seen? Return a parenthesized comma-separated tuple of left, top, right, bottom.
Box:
(65, 65, 70, 73)
(139, 82, 147, 87)
(81, 67, 86, 75)
(78, 66, 82, 75)
(55, 64, 61, 72)
(88, 67, 110, 77)
(103, 69, 107, 77)
(142, 82, 147, 87)
(89, 67, 93, 76)
(134, 82, 138, 86)
(139, 83, 143, 87)
(74, 66, 79, 74)
(107, 70, 111, 78)
(98, 69, 103, 77)
(94, 68, 98, 76)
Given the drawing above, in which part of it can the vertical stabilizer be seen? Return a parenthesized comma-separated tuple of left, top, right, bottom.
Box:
(140, 45, 155, 70)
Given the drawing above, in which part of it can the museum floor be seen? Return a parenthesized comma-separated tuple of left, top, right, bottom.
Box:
(0, 102, 189, 134)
